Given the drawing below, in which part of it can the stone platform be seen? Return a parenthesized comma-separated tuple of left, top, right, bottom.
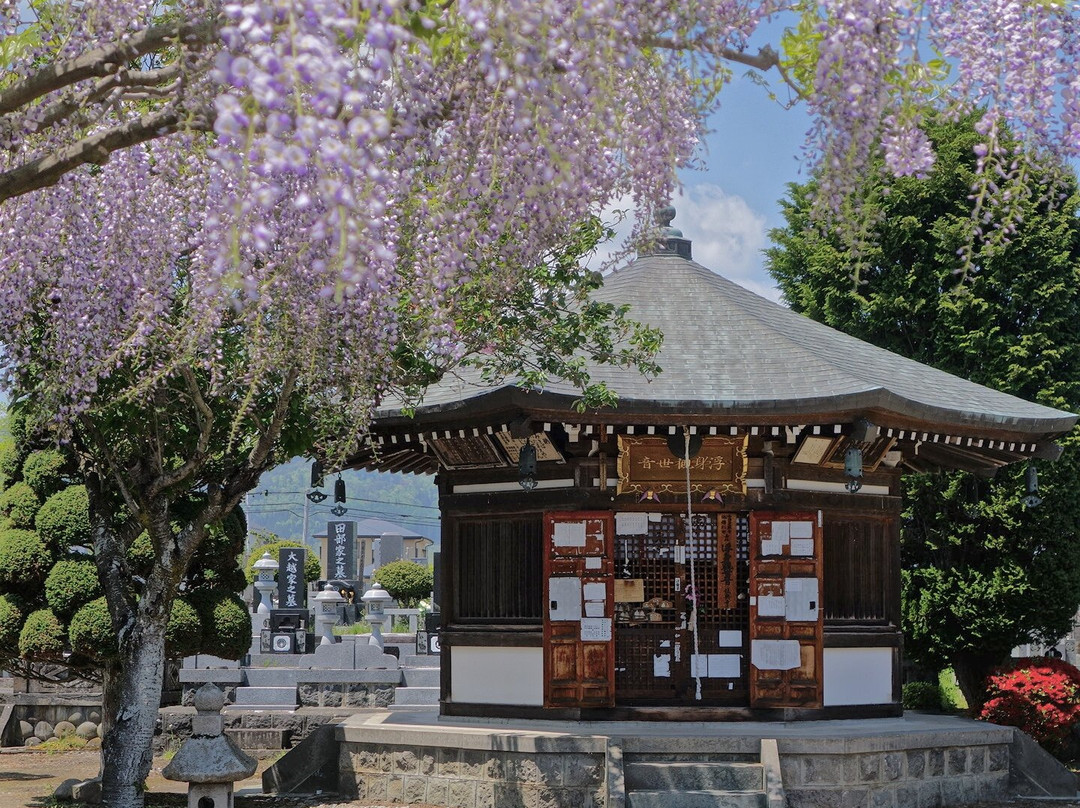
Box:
(325, 711, 1075, 808)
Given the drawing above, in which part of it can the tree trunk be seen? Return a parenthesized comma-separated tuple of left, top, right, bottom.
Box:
(952, 651, 1007, 712)
(99, 611, 168, 808)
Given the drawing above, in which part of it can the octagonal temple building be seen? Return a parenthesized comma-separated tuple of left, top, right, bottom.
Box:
(349, 216, 1076, 720)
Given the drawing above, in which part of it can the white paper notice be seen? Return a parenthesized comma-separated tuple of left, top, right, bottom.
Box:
(585, 556, 602, 570)
(771, 522, 790, 543)
(790, 521, 814, 539)
(648, 512, 663, 522)
(785, 577, 819, 622)
(553, 521, 587, 547)
(789, 538, 814, 557)
(584, 601, 605, 617)
(709, 654, 742, 678)
(718, 630, 743, 647)
(582, 582, 607, 602)
(757, 595, 786, 617)
(548, 577, 582, 621)
(580, 617, 612, 641)
(673, 545, 686, 564)
(653, 654, 671, 677)
(615, 512, 649, 535)
(760, 539, 785, 556)
(750, 639, 802, 670)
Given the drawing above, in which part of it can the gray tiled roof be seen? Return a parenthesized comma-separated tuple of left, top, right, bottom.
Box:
(379, 253, 1076, 437)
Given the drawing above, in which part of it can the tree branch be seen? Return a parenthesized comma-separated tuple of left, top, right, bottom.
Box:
(38, 64, 185, 130)
(0, 16, 217, 115)
(148, 365, 215, 499)
(0, 105, 213, 203)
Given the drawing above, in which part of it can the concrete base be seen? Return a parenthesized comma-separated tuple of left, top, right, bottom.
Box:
(333, 712, 1035, 808)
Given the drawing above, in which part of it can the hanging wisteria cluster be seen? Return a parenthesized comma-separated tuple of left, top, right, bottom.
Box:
(1, 0, 1079, 448)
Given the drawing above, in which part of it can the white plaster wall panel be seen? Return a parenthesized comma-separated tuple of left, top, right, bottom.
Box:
(823, 647, 893, 706)
(450, 647, 543, 706)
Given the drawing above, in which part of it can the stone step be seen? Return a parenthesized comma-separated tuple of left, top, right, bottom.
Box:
(625, 761, 764, 792)
(392, 686, 440, 706)
(399, 654, 441, 668)
(401, 667, 440, 687)
(627, 790, 767, 808)
(231, 686, 298, 709)
(225, 727, 292, 751)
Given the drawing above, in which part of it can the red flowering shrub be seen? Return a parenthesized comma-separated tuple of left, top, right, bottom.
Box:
(979, 658, 1080, 754)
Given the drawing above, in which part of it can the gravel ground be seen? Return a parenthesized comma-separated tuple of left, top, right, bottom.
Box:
(0, 749, 1076, 808)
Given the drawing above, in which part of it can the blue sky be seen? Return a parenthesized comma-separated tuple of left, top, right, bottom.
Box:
(592, 67, 811, 302)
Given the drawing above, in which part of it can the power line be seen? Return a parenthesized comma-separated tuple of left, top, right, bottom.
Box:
(247, 489, 440, 511)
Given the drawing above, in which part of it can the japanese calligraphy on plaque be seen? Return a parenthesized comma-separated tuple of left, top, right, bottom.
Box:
(616, 436, 748, 496)
(328, 520, 355, 581)
(278, 547, 307, 608)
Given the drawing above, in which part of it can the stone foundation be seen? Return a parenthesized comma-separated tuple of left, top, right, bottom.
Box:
(339, 733, 607, 808)
(334, 714, 1020, 808)
(298, 682, 396, 708)
(156, 707, 347, 753)
(779, 723, 1013, 808)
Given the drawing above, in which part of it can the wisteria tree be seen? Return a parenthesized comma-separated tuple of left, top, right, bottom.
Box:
(3, 1, 1080, 806)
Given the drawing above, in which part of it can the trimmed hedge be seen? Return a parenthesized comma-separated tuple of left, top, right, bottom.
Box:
(0, 529, 53, 593)
(166, 597, 202, 658)
(244, 541, 321, 585)
(19, 608, 65, 659)
(374, 560, 433, 607)
(0, 482, 38, 528)
(0, 444, 20, 486)
(36, 485, 90, 551)
(192, 590, 249, 660)
(69, 597, 118, 660)
(45, 559, 101, 618)
(902, 681, 943, 712)
(0, 594, 25, 652)
(21, 450, 68, 498)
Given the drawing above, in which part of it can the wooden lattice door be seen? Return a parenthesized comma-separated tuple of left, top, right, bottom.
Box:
(748, 511, 824, 708)
(543, 512, 615, 708)
(612, 513, 749, 705)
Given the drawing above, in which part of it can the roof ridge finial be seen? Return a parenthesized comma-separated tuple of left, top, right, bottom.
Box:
(640, 203, 691, 260)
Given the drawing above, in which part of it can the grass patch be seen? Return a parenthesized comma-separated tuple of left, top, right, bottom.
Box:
(36, 735, 88, 753)
(939, 668, 967, 710)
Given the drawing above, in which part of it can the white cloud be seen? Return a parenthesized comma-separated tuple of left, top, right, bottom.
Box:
(586, 185, 782, 303)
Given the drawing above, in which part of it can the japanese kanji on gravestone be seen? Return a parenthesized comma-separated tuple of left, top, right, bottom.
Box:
(277, 547, 307, 609)
(328, 520, 356, 581)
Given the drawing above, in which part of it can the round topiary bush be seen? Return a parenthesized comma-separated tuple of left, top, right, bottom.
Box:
(0, 529, 53, 593)
(69, 597, 117, 660)
(126, 531, 154, 576)
(21, 450, 68, 498)
(0, 594, 25, 652)
(36, 485, 90, 551)
(374, 560, 434, 607)
(45, 559, 101, 619)
(902, 680, 943, 712)
(192, 590, 250, 660)
(0, 482, 39, 528)
(244, 541, 321, 585)
(166, 597, 202, 658)
(18, 608, 65, 659)
(0, 444, 21, 486)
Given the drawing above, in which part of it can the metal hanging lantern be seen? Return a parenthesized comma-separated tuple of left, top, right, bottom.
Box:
(844, 446, 863, 493)
(518, 439, 538, 491)
(331, 474, 348, 516)
(310, 459, 325, 489)
(1022, 464, 1042, 508)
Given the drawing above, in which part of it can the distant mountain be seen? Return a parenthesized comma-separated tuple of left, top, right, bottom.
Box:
(244, 457, 440, 548)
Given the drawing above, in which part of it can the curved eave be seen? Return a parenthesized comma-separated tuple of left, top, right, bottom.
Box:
(371, 383, 1076, 443)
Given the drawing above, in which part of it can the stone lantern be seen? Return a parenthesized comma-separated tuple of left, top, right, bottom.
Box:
(252, 551, 278, 616)
(163, 683, 256, 808)
(361, 582, 393, 650)
(314, 583, 345, 646)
